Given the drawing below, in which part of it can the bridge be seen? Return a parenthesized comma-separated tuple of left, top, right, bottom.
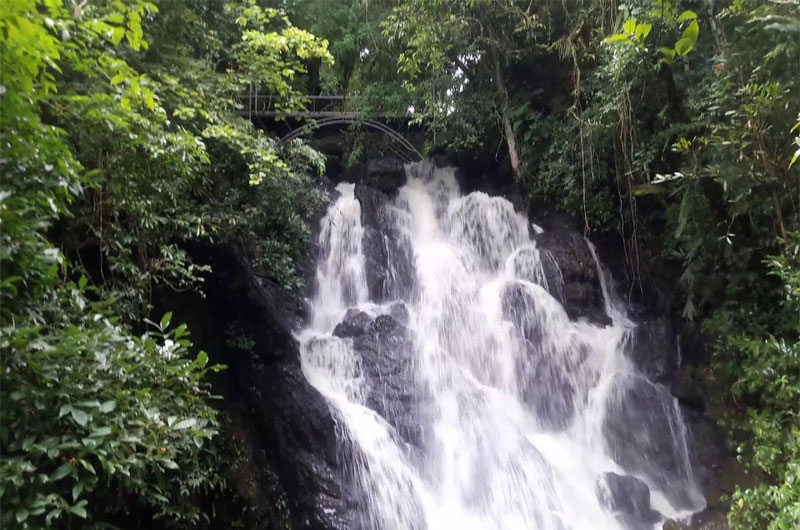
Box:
(237, 93, 422, 162)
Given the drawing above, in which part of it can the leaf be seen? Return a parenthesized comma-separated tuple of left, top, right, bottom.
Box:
(160, 312, 172, 330)
(90, 426, 112, 438)
(635, 23, 652, 42)
(161, 459, 179, 470)
(99, 400, 116, 413)
(111, 27, 125, 45)
(604, 34, 630, 44)
(145, 92, 155, 111)
(677, 10, 698, 23)
(51, 462, 74, 481)
(790, 147, 800, 169)
(110, 73, 126, 86)
(72, 483, 84, 502)
(173, 418, 197, 430)
(196, 351, 208, 369)
(633, 184, 666, 196)
(79, 459, 96, 475)
(623, 18, 637, 35)
(675, 37, 695, 57)
(16, 509, 28, 523)
(68, 504, 87, 519)
(682, 20, 699, 42)
(70, 408, 89, 427)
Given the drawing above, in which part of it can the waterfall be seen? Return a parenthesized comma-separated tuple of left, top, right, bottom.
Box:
(297, 162, 705, 530)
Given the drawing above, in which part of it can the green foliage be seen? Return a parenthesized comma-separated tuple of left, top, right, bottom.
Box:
(1, 0, 330, 526)
(1, 296, 225, 528)
(708, 234, 800, 530)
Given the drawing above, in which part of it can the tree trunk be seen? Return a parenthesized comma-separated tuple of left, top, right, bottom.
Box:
(492, 50, 521, 177)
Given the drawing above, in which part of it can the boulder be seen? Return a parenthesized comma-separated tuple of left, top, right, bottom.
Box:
(355, 184, 415, 302)
(352, 314, 422, 446)
(603, 373, 704, 511)
(533, 224, 610, 326)
(597, 472, 662, 529)
(333, 309, 374, 338)
(625, 317, 681, 385)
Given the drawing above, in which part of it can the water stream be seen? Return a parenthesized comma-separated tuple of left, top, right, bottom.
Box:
(297, 162, 705, 530)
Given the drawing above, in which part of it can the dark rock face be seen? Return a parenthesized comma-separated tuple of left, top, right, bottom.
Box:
(603, 373, 700, 510)
(333, 309, 374, 338)
(501, 282, 580, 431)
(597, 472, 662, 529)
(501, 281, 545, 343)
(178, 244, 361, 530)
(344, 158, 407, 195)
(348, 314, 422, 447)
(355, 184, 415, 302)
(624, 317, 681, 385)
(533, 224, 610, 326)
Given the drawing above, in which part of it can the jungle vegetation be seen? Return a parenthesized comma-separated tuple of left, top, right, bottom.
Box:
(1, 0, 798, 529)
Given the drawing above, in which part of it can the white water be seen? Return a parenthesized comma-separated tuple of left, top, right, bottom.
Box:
(298, 163, 705, 530)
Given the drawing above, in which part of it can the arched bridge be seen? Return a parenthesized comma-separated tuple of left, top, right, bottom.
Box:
(237, 94, 422, 162)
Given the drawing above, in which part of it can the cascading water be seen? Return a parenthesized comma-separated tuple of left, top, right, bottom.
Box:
(297, 162, 705, 530)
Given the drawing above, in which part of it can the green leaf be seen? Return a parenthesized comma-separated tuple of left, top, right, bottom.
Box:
(111, 27, 125, 45)
(90, 426, 112, 438)
(623, 18, 637, 35)
(99, 400, 116, 413)
(161, 459, 179, 470)
(110, 73, 126, 86)
(51, 462, 74, 481)
(633, 184, 666, 196)
(674, 37, 695, 57)
(173, 418, 197, 430)
(72, 483, 84, 502)
(681, 20, 699, 42)
(70, 408, 89, 426)
(79, 459, 96, 475)
(635, 23, 652, 43)
(790, 147, 800, 169)
(676, 10, 698, 23)
(160, 312, 172, 330)
(196, 351, 208, 368)
(16, 509, 28, 523)
(604, 34, 631, 44)
(68, 504, 87, 519)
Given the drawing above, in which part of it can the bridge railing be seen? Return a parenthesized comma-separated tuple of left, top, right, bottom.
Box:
(236, 93, 364, 118)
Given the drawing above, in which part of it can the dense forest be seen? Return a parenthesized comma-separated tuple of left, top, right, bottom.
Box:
(1, 1, 798, 529)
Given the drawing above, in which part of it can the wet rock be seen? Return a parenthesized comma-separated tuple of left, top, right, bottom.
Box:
(344, 157, 407, 195)
(501, 281, 545, 343)
(352, 314, 421, 445)
(521, 340, 576, 431)
(597, 472, 662, 529)
(500, 282, 580, 430)
(355, 184, 415, 302)
(533, 224, 610, 326)
(184, 243, 361, 530)
(389, 301, 410, 325)
(603, 373, 703, 510)
(625, 317, 681, 385)
(672, 365, 705, 411)
(333, 309, 374, 338)
(663, 508, 730, 530)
